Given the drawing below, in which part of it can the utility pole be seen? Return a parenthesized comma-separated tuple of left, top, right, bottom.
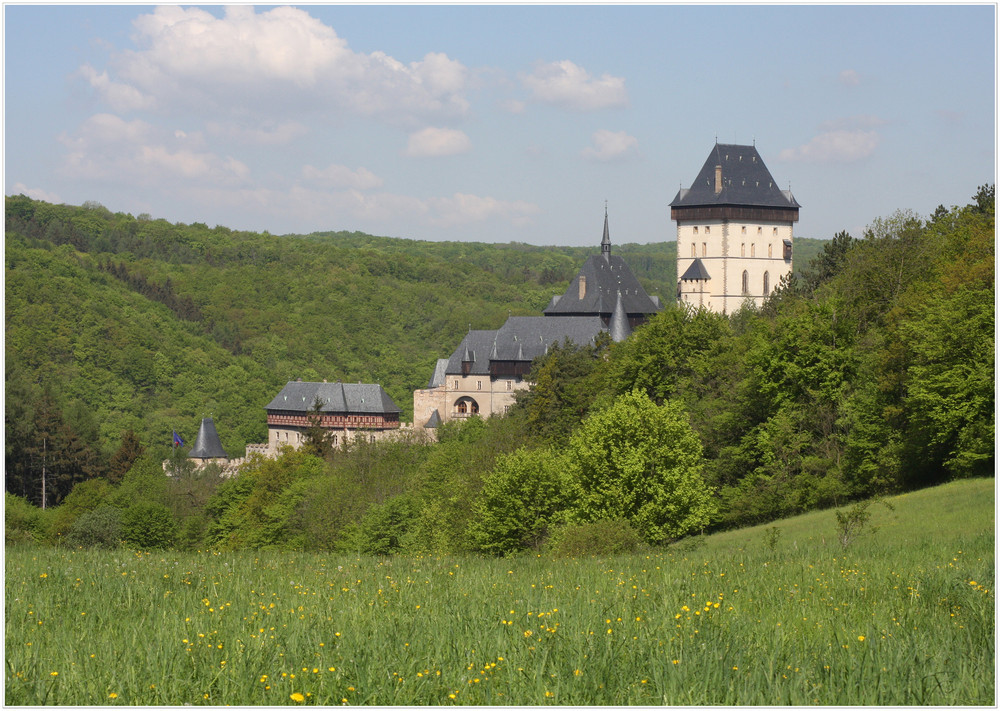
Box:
(41, 437, 47, 510)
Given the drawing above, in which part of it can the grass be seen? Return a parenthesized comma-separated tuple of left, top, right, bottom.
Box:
(5, 478, 994, 705)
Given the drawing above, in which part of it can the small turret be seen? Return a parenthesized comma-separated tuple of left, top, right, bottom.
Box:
(601, 204, 611, 262)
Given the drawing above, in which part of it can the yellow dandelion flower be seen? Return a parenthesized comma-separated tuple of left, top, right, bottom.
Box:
(108, 693, 118, 699)
(290, 692, 305, 703)
(858, 635, 865, 642)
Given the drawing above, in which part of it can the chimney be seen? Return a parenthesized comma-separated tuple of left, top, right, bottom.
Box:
(578, 275, 587, 299)
(715, 165, 723, 194)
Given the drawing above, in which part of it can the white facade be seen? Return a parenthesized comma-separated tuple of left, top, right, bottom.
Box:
(676, 218, 793, 313)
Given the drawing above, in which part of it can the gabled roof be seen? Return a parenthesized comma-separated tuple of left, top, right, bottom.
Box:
(680, 258, 712, 281)
(443, 316, 607, 374)
(266, 381, 401, 415)
(188, 418, 228, 460)
(670, 143, 800, 210)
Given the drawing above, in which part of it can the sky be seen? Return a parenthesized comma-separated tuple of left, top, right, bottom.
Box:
(4, 3, 996, 246)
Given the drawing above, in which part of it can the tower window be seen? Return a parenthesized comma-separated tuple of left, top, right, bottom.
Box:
(763, 271, 770, 295)
(742, 270, 749, 295)
(768, 243, 773, 258)
(705, 226, 710, 235)
(751, 243, 756, 257)
(741, 226, 747, 235)
(693, 226, 699, 235)
(691, 243, 696, 257)
(758, 226, 762, 236)
(773, 227, 778, 236)
(741, 243, 746, 257)
(702, 242, 707, 257)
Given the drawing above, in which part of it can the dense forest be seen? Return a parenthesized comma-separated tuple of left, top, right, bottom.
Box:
(5, 188, 992, 554)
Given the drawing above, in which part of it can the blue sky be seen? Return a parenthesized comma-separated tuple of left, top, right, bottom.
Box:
(4, 4, 995, 246)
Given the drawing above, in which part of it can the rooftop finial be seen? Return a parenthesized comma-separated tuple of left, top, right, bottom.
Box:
(601, 203, 611, 261)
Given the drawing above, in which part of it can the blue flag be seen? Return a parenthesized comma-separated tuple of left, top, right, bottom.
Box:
(173, 431, 184, 447)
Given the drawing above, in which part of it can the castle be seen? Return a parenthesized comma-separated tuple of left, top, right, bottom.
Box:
(178, 142, 796, 462)
(672, 143, 799, 313)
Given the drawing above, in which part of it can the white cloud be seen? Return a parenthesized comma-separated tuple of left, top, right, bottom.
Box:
(779, 129, 880, 163)
(185, 185, 539, 232)
(89, 6, 470, 124)
(426, 193, 541, 228)
(838, 69, 861, 86)
(403, 127, 472, 158)
(8, 183, 60, 203)
(78, 64, 153, 112)
(582, 129, 638, 161)
(301, 164, 384, 190)
(57, 113, 250, 185)
(779, 116, 887, 163)
(522, 60, 627, 111)
(819, 115, 888, 131)
(206, 121, 309, 146)
(499, 98, 527, 114)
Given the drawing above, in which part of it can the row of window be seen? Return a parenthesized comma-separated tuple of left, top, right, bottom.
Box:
(452, 379, 515, 391)
(274, 431, 376, 446)
(690, 242, 780, 258)
(692, 225, 780, 236)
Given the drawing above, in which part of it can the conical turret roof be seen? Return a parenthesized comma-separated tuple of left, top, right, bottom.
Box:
(608, 291, 632, 343)
(188, 418, 228, 460)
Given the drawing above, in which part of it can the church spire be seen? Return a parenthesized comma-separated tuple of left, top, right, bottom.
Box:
(601, 202, 611, 261)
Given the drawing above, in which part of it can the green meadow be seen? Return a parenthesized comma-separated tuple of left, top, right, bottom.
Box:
(6, 478, 993, 706)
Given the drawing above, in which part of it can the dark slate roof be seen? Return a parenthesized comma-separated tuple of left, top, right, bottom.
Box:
(427, 359, 449, 388)
(544, 212, 661, 318)
(188, 418, 228, 459)
(266, 381, 401, 414)
(544, 254, 661, 317)
(680, 258, 712, 281)
(444, 316, 607, 374)
(670, 143, 800, 210)
(424, 410, 442, 429)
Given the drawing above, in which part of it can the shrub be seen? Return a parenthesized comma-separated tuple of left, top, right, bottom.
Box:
(121, 502, 178, 549)
(65, 505, 123, 548)
(547, 519, 643, 557)
(353, 495, 418, 555)
(467, 447, 575, 556)
(5, 493, 51, 544)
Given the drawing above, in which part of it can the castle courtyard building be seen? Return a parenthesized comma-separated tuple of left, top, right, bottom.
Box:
(671, 143, 800, 313)
(265, 380, 401, 451)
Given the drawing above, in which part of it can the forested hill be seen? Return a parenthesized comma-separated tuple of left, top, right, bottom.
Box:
(4, 194, 825, 494)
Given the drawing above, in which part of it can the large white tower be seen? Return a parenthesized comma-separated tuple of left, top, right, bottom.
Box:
(671, 143, 800, 313)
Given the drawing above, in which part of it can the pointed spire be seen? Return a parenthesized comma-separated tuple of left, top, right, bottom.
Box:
(609, 290, 632, 343)
(601, 202, 611, 261)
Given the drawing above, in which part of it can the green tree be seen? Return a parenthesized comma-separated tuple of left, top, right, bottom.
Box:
(566, 390, 715, 544)
(107, 430, 145, 483)
(467, 447, 576, 556)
